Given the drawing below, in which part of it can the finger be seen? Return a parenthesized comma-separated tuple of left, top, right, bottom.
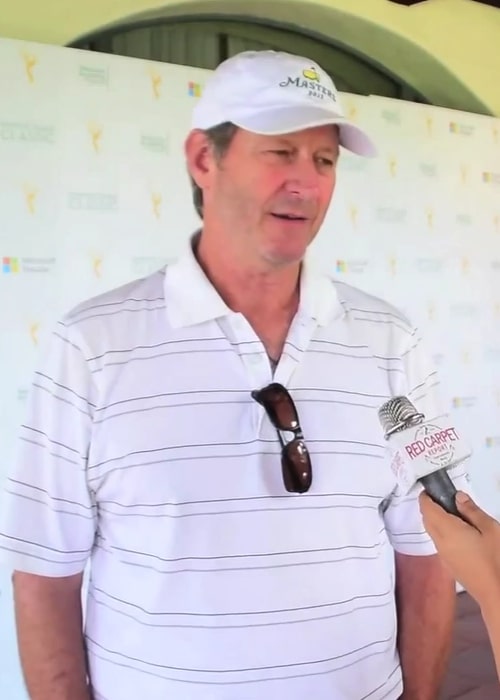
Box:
(455, 491, 495, 533)
(418, 492, 449, 537)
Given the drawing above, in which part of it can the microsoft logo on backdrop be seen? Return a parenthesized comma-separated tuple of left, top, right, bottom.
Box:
(335, 259, 369, 274)
(3, 257, 20, 273)
(449, 121, 475, 136)
(2, 257, 55, 273)
(0, 122, 55, 143)
(483, 172, 500, 184)
(452, 396, 477, 409)
(188, 81, 202, 97)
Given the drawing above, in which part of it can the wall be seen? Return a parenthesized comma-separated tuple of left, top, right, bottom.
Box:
(0, 0, 499, 114)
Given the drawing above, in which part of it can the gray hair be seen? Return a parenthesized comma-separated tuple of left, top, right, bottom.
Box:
(189, 122, 238, 219)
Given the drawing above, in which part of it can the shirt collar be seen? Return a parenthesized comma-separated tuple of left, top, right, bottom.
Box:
(164, 233, 344, 329)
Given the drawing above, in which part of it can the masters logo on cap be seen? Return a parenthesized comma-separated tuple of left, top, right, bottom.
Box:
(279, 64, 338, 104)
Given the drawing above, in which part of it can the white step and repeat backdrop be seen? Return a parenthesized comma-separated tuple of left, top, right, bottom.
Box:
(0, 36, 499, 698)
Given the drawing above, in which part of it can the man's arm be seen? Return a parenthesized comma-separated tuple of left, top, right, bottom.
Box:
(13, 571, 92, 700)
(395, 552, 456, 700)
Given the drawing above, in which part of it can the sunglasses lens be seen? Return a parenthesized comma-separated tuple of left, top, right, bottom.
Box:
(282, 440, 312, 493)
(254, 383, 299, 431)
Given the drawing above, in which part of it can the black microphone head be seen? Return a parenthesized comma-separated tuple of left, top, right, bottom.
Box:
(378, 396, 424, 437)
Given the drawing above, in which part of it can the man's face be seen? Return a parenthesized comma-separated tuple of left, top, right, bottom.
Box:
(188, 124, 340, 269)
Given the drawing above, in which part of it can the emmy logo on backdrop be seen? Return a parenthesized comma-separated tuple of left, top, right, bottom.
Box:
(22, 51, 38, 83)
(388, 156, 397, 178)
(425, 207, 434, 231)
(91, 254, 103, 279)
(348, 204, 358, 230)
(425, 115, 433, 138)
(151, 192, 162, 219)
(88, 123, 103, 154)
(150, 70, 162, 99)
(459, 164, 469, 185)
(23, 184, 38, 215)
(29, 322, 39, 347)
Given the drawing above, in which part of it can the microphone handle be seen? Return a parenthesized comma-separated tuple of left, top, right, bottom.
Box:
(419, 470, 473, 525)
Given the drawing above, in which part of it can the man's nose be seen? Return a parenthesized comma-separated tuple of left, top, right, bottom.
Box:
(283, 159, 321, 199)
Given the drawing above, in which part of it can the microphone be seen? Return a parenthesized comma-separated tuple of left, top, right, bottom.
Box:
(378, 396, 472, 520)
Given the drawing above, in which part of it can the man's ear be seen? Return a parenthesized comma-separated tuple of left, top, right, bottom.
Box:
(184, 129, 216, 189)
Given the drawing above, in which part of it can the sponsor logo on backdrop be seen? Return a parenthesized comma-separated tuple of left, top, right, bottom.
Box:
(91, 254, 103, 278)
(485, 347, 500, 363)
(132, 256, 173, 275)
(151, 193, 162, 219)
(450, 302, 479, 318)
(29, 322, 40, 346)
(335, 259, 369, 274)
(449, 121, 475, 136)
(419, 162, 437, 178)
(1, 256, 55, 273)
(141, 134, 169, 154)
(149, 69, 162, 99)
(0, 122, 55, 143)
(452, 396, 477, 409)
(339, 157, 369, 173)
(381, 108, 401, 126)
(376, 207, 407, 223)
(456, 213, 472, 226)
(23, 184, 38, 215)
(2, 257, 20, 273)
(486, 437, 500, 449)
(79, 65, 109, 87)
(68, 192, 117, 211)
(415, 258, 444, 273)
(21, 51, 38, 84)
(87, 122, 103, 154)
(432, 352, 445, 366)
(188, 81, 202, 98)
(483, 171, 500, 185)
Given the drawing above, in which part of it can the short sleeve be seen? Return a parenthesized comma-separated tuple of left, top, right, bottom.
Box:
(0, 319, 97, 576)
(382, 325, 472, 555)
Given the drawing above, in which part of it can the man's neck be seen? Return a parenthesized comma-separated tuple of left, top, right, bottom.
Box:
(194, 232, 301, 319)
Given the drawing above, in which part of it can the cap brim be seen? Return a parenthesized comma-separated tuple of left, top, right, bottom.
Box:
(230, 105, 377, 158)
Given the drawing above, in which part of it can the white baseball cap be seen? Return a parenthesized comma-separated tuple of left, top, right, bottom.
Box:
(191, 50, 377, 158)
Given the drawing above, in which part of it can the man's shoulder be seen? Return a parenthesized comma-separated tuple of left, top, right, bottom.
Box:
(329, 277, 414, 331)
(60, 267, 166, 335)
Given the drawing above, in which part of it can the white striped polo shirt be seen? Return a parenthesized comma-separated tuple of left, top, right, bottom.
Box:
(0, 236, 468, 700)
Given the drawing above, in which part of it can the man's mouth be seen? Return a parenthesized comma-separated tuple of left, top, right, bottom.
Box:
(270, 213, 308, 221)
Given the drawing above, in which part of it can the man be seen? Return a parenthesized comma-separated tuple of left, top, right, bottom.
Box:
(0, 49, 467, 700)
(420, 491, 500, 680)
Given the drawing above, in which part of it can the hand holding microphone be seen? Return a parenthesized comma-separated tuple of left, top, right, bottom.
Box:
(378, 395, 471, 521)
